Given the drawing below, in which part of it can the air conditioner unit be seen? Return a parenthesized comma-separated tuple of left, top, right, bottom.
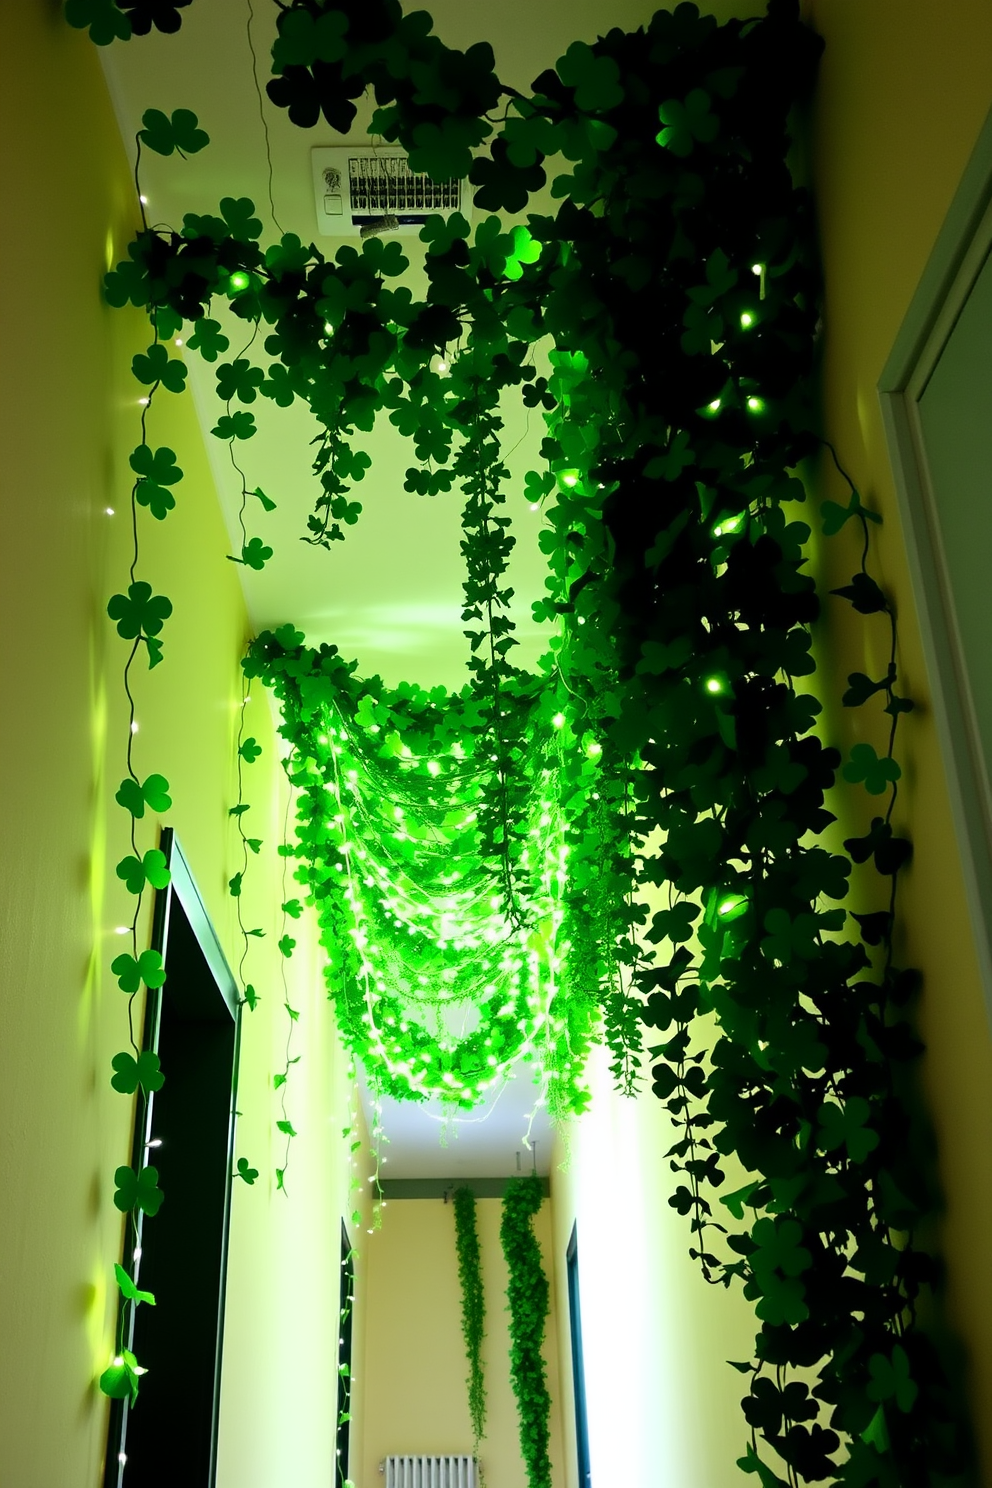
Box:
(312, 146, 469, 239)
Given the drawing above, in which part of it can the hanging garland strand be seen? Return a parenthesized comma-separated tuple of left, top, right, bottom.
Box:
(500, 1173, 552, 1488)
(452, 1186, 487, 1452)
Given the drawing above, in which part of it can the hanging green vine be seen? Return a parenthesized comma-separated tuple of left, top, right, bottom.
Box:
(500, 1173, 551, 1488)
(452, 1186, 487, 1451)
(72, 3, 976, 1484)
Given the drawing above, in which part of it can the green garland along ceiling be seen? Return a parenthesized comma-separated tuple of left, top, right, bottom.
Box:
(81, 0, 976, 1481)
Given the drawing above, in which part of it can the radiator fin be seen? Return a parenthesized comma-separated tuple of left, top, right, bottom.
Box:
(384, 1455, 477, 1488)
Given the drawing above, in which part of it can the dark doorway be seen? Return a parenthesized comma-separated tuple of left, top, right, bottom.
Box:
(336, 1221, 355, 1486)
(105, 829, 241, 1488)
(566, 1223, 592, 1488)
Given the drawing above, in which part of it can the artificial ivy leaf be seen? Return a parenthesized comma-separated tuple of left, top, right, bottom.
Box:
(65, 0, 132, 45)
(821, 488, 882, 535)
(239, 736, 262, 763)
(220, 196, 263, 243)
(816, 1097, 880, 1162)
(186, 318, 229, 363)
(110, 1049, 165, 1095)
(235, 1156, 259, 1185)
(867, 1346, 918, 1413)
(99, 1348, 146, 1406)
(229, 537, 273, 570)
(842, 742, 901, 795)
(114, 1262, 155, 1307)
(657, 90, 718, 156)
(832, 572, 887, 614)
(110, 947, 166, 992)
(229, 803, 250, 817)
(252, 486, 277, 512)
(243, 984, 259, 1011)
(212, 411, 257, 441)
(556, 41, 624, 112)
(113, 1163, 164, 1216)
(842, 667, 894, 707)
(276, 1119, 297, 1138)
(246, 837, 262, 854)
(139, 107, 209, 158)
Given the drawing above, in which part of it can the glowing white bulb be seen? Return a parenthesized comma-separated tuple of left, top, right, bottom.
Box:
(139, 194, 148, 205)
(114, 926, 130, 936)
(708, 398, 721, 412)
(174, 337, 183, 347)
(105, 507, 115, 516)
(138, 396, 150, 407)
(130, 722, 139, 735)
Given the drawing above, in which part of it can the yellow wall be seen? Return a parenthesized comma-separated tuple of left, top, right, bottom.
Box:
(361, 1196, 564, 1488)
(550, 1047, 757, 1488)
(805, 0, 992, 1474)
(0, 10, 359, 1486)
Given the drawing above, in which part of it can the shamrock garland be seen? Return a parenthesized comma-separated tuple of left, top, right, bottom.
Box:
(501, 1174, 552, 1488)
(72, 2, 975, 1484)
(452, 1186, 487, 1450)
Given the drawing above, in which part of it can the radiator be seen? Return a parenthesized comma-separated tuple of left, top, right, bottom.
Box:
(383, 1456, 477, 1488)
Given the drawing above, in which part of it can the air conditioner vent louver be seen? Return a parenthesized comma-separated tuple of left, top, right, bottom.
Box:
(312, 147, 469, 239)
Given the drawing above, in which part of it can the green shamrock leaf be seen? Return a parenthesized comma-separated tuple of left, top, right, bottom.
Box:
(115, 848, 171, 896)
(220, 197, 263, 243)
(212, 411, 256, 441)
(216, 359, 264, 405)
(843, 742, 901, 795)
(282, 898, 303, 918)
(113, 1163, 164, 1216)
(65, 0, 132, 45)
(816, 1097, 880, 1162)
(110, 948, 166, 992)
(657, 90, 718, 156)
(229, 537, 273, 570)
(243, 984, 259, 1011)
(407, 115, 490, 181)
(116, 772, 172, 817)
(99, 1348, 146, 1406)
(110, 1049, 165, 1095)
(420, 212, 473, 257)
(235, 1156, 259, 1185)
(139, 107, 209, 158)
(687, 247, 738, 306)
(271, 5, 348, 69)
(556, 41, 625, 112)
(131, 343, 187, 393)
(760, 908, 819, 964)
(278, 934, 296, 958)
(504, 225, 542, 282)
(114, 1262, 155, 1307)
(647, 899, 700, 945)
(265, 233, 313, 273)
(228, 871, 243, 898)
(867, 1346, 918, 1413)
(239, 736, 262, 763)
(277, 1119, 297, 1138)
(130, 444, 183, 486)
(748, 1218, 811, 1325)
(152, 306, 183, 340)
(108, 581, 173, 640)
(186, 318, 229, 362)
(246, 837, 262, 855)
